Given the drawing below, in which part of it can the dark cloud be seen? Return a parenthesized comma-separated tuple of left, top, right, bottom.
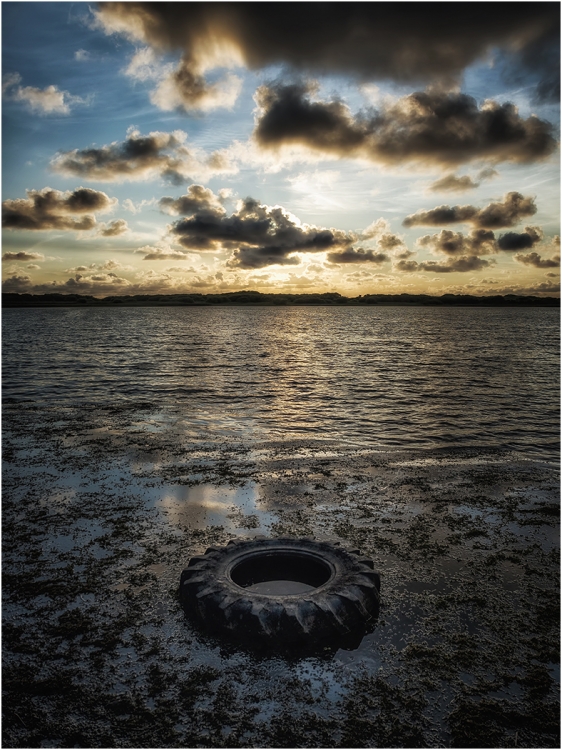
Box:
(489, 279, 560, 295)
(1, 274, 33, 292)
(99, 219, 128, 236)
(2, 251, 45, 261)
(497, 226, 543, 251)
(429, 174, 481, 193)
(136, 245, 193, 261)
(394, 260, 420, 273)
(500, 22, 560, 104)
(476, 193, 537, 229)
(393, 248, 416, 261)
(404, 203, 478, 227)
(148, 56, 241, 112)
(417, 229, 497, 257)
(2, 187, 115, 231)
(404, 192, 537, 229)
(254, 82, 365, 154)
(326, 247, 388, 265)
(159, 184, 223, 215)
(165, 58, 209, 107)
(514, 251, 560, 268)
(168, 196, 356, 269)
(2, 272, 133, 295)
(428, 168, 498, 193)
(254, 85, 556, 167)
(95, 3, 559, 98)
(51, 129, 232, 184)
(51, 129, 185, 182)
(396, 256, 494, 273)
(377, 233, 404, 251)
(478, 168, 500, 182)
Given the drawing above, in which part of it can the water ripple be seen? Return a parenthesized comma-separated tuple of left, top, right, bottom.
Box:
(2, 306, 559, 459)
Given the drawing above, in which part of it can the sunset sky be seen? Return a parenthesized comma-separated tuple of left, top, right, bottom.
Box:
(2, 2, 560, 297)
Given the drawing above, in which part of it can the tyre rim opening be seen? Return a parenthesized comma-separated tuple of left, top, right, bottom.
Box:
(229, 550, 334, 595)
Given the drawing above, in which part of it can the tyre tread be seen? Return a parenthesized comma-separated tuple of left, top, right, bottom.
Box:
(179, 537, 380, 649)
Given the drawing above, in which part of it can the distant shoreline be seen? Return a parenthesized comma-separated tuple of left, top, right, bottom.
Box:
(2, 291, 559, 308)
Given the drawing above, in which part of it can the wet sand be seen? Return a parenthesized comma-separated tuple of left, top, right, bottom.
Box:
(2, 401, 559, 748)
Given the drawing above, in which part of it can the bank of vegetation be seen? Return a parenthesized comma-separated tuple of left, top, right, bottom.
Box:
(3, 291, 559, 307)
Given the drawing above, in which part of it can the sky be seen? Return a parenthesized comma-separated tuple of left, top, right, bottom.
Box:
(2, 1, 560, 298)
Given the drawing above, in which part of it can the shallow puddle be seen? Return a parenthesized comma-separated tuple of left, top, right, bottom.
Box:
(155, 481, 275, 533)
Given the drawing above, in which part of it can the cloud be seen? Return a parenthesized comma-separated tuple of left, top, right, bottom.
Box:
(395, 256, 495, 273)
(150, 64, 242, 113)
(497, 226, 543, 251)
(51, 128, 237, 183)
(2, 274, 33, 292)
(378, 233, 406, 252)
(122, 198, 137, 214)
(2, 187, 116, 231)
(2, 72, 22, 93)
(429, 174, 480, 193)
(122, 197, 156, 214)
(393, 248, 416, 261)
(123, 46, 243, 113)
(428, 168, 498, 193)
(58, 273, 131, 293)
(500, 24, 561, 104)
(359, 219, 407, 254)
(94, 3, 559, 98)
(3, 72, 86, 115)
(166, 196, 357, 269)
(514, 252, 560, 269)
(99, 219, 129, 236)
(135, 244, 194, 261)
(0, 261, 223, 297)
(2, 251, 45, 261)
(123, 47, 165, 81)
(254, 84, 556, 167)
(326, 247, 389, 265)
(159, 184, 224, 215)
(63, 260, 128, 274)
(1, 271, 153, 296)
(361, 218, 391, 240)
(165, 266, 198, 273)
(417, 229, 498, 257)
(403, 192, 537, 229)
(478, 167, 500, 182)
(402, 224, 556, 272)
(485, 280, 560, 296)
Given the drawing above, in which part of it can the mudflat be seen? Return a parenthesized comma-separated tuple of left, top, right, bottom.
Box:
(3, 401, 559, 748)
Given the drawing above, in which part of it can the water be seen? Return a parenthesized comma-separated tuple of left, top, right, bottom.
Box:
(3, 304, 559, 748)
(2, 305, 559, 459)
(246, 581, 316, 594)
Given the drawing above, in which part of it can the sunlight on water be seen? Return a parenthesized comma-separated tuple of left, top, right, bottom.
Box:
(2, 306, 559, 459)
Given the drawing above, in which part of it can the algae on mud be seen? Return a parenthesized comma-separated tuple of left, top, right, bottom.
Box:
(2, 401, 560, 748)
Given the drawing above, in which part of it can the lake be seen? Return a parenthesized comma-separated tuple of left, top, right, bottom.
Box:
(3, 305, 559, 459)
(2, 304, 560, 747)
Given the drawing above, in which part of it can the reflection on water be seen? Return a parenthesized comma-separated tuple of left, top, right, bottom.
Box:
(156, 482, 273, 532)
(2, 306, 559, 459)
(246, 580, 316, 594)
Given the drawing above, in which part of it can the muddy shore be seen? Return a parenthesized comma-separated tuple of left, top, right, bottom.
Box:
(2, 401, 559, 748)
